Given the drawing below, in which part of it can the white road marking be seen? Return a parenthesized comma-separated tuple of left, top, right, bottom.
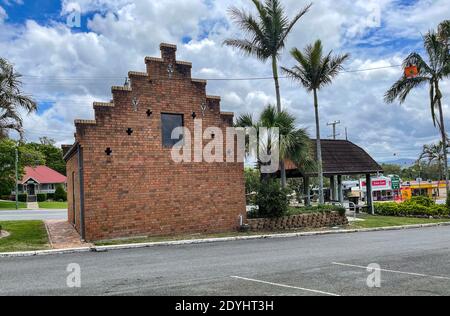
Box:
(332, 262, 450, 281)
(230, 276, 340, 296)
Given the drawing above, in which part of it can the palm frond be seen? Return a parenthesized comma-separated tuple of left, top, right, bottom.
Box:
(384, 76, 429, 104)
(223, 39, 268, 61)
(278, 3, 312, 50)
(225, 0, 310, 62)
(235, 113, 255, 128)
(281, 66, 311, 90)
(228, 7, 265, 45)
(283, 40, 349, 92)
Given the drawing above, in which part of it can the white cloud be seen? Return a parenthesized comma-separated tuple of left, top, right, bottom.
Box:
(0, 5, 7, 23)
(2, 0, 23, 6)
(0, 0, 448, 162)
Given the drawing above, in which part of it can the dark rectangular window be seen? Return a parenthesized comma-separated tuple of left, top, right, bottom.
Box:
(161, 113, 184, 147)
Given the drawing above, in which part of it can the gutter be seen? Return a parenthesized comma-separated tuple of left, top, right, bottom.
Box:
(2, 222, 450, 258)
(63, 142, 79, 162)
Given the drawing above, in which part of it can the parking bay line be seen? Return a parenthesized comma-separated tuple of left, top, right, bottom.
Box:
(230, 276, 340, 296)
(332, 262, 450, 281)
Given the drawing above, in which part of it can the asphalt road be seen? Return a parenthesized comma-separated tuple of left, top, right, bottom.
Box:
(0, 210, 67, 221)
(0, 226, 450, 296)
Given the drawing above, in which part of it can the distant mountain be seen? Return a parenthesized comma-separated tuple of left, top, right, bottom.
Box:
(379, 159, 416, 167)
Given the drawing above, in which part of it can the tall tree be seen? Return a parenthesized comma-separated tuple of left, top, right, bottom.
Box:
(385, 25, 450, 193)
(0, 57, 37, 139)
(0, 138, 45, 195)
(281, 40, 349, 204)
(418, 142, 447, 180)
(25, 139, 66, 175)
(236, 105, 314, 181)
(224, 0, 312, 188)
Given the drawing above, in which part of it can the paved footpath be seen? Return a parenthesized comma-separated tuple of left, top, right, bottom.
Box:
(0, 210, 67, 221)
(44, 220, 91, 249)
(0, 226, 450, 296)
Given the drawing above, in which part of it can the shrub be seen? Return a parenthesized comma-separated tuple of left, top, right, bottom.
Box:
(374, 202, 399, 216)
(46, 193, 55, 201)
(37, 193, 47, 202)
(54, 185, 67, 202)
(428, 204, 449, 217)
(255, 179, 289, 218)
(408, 196, 435, 207)
(0, 195, 12, 201)
(289, 204, 346, 216)
(375, 200, 449, 217)
(17, 193, 28, 202)
(399, 203, 428, 216)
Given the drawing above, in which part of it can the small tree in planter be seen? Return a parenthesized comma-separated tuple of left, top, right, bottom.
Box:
(255, 179, 289, 218)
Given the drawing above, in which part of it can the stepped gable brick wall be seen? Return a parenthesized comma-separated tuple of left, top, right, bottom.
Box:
(65, 43, 246, 241)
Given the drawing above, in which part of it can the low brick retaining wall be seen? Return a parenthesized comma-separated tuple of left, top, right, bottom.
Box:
(247, 212, 348, 231)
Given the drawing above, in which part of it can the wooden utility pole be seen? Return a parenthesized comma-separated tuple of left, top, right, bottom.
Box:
(327, 121, 341, 140)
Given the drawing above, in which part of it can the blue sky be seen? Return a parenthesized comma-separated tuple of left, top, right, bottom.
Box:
(0, 0, 449, 162)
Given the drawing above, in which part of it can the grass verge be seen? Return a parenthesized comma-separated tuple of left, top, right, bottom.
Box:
(96, 215, 450, 247)
(349, 215, 450, 229)
(0, 221, 50, 253)
(0, 201, 27, 210)
(38, 201, 68, 209)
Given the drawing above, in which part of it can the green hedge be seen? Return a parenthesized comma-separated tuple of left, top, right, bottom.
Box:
(37, 193, 47, 202)
(18, 194, 28, 203)
(374, 201, 449, 217)
(54, 185, 67, 202)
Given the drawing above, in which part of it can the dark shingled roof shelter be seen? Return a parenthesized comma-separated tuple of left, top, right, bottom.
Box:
(283, 139, 383, 210)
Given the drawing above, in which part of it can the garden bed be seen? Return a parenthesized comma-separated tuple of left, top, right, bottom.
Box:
(247, 211, 348, 231)
(374, 196, 450, 218)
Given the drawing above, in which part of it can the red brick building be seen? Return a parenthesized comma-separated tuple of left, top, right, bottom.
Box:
(62, 43, 246, 241)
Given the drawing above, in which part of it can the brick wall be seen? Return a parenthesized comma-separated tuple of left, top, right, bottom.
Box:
(65, 43, 246, 241)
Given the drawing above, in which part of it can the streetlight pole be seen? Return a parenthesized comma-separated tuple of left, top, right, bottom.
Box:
(15, 146, 19, 210)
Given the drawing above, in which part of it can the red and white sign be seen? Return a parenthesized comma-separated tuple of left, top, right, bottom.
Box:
(360, 176, 392, 192)
(361, 180, 387, 187)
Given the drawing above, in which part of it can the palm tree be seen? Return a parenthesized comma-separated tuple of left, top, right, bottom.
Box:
(0, 57, 36, 139)
(385, 27, 450, 193)
(281, 40, 350, 204)
(438, 20, 450, 45)
(236, 105, 314, 181)
(419, 142, 447, 180)
(224, 0, 312, 188)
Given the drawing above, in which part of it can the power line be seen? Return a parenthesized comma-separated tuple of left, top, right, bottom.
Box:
(20, 64, 403, 82)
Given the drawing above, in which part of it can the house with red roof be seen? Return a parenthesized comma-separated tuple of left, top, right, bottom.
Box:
(15, 166, 67, 200)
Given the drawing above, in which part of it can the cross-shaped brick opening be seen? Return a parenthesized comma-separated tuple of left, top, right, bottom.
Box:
(105, 148, 112, 156)
(126, 128, 133, 136)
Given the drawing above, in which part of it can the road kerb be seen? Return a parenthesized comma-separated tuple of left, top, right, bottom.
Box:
(1, 222, 450, 258)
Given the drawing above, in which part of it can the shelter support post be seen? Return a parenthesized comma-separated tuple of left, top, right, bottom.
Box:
(337, 175, 344, 204)
(366, 173, 374, 215)
(304, 176, 311, 207)
(330, 176, 335, 201)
